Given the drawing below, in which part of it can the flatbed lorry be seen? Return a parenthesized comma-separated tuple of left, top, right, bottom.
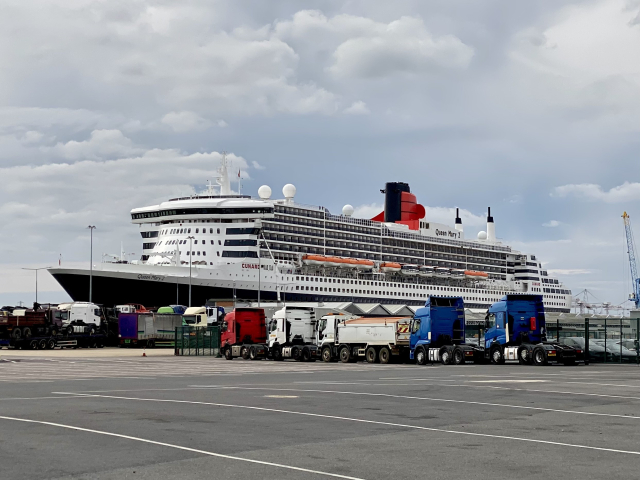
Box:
(485, 294, 581, 365)
(410, 296, 484, 365)
(221, 308, 268, 360)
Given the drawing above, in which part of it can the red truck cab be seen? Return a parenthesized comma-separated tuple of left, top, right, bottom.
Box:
(220, 308, 267, 360)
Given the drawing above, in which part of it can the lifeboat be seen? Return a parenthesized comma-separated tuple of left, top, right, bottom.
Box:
(464, 270, 489, 278)
(401, 264, 419, 275)
(418, 265, 434, 277)
(302, 254, 325, 266)
(451, 269, 465, 277)
(324, 256, 344, 268)
(380, 262, 402, 273)
(435, 267, 450, 276)
(355, 259, 375, 271)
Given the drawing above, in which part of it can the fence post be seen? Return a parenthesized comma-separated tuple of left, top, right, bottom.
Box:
(174, 326, 178, 356)
(584, 319, 589, 366)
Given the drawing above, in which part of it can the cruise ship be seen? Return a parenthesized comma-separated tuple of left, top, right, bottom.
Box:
(49, 158, 572, 312)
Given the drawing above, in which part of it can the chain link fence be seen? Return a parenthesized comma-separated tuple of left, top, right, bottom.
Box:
(174, 326, 221, 357)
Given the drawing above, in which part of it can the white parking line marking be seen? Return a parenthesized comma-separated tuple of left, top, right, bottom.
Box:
(53, 393, 640, 456)
(0, 415, 364, 479)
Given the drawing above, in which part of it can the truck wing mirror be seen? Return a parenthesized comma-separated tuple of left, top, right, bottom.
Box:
(220, 321, 228, 332)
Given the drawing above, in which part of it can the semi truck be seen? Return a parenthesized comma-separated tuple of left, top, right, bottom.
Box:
(317, 314, 411, 363)
(410, 296, 484, 365)
(485, 294, 580, 365)
(268, 306, 319, 361)
(221, 308, 268, 360)
(55, 302, 106, 335)
(118, 311, 184, 347)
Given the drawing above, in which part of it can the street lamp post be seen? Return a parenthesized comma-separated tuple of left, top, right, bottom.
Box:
(187, 235, 194, 307)
(21, 267, 51, 305)
(87, 226, 96, 303)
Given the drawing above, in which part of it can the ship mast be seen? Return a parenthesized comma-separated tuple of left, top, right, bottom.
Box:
(217, 152, 232, 196)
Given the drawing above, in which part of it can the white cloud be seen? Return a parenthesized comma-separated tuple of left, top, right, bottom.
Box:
(161, 111, 212, 133)
(45, 129, 142, 161)
(216, 120, 228, 128)
(352, 203, 383, 219)
(329, 16, 474, 78)
(553, 182, 640, 203)
(252, 161, 266, 170)
(542, 220, 560, 227)
(343, 101, 370, 115)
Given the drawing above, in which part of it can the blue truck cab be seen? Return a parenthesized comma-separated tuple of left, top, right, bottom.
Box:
(485, 294, 580, 365)
(410, 296, 483, 365)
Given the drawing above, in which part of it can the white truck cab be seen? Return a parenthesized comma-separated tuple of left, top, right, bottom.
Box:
(182, 307, 208, 328)
(54, 302, 103, 334)
(268, 307, 319, 361)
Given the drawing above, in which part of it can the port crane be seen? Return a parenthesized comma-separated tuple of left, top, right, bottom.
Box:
(622, 212, 640, 309)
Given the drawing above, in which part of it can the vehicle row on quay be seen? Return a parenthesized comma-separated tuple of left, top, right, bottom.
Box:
(218, 294, 583, 366)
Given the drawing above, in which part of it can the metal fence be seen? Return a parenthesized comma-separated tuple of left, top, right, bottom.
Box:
(174, 326, 221, 357)
(465, 318, 640, 364)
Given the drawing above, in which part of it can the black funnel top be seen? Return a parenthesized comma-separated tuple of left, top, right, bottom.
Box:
(455, 207, 462, 225)
(487, 207, 493, 223)
(383, 182, 410, 223)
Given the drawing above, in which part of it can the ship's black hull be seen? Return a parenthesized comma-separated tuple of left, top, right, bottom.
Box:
(51, 272, 424, 308)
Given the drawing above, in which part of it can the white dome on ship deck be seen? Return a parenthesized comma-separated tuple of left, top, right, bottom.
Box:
(342, 204, 354, 217)
(258, 185, 272, 199)
(283, 184, 296, 199)
(477, 231, 487, 240)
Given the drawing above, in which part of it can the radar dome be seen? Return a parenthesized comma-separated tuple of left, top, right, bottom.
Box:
(282, 184, 296, 199)
(477, 231, 487, 240)
(258, 185, 272, 199)
(342, 204, 354, 217)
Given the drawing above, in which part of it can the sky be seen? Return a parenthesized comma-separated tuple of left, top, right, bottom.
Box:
(1, 0, 640, 310)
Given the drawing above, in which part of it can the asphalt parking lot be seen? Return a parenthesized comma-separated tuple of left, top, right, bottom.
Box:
(1, 351, 640, 479)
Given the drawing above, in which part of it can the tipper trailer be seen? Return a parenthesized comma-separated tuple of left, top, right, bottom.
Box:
(318, 314, 411, 363)
(221, 308, 268, 360)
(410, 296, 484, 365)
(268, 306, 319, 361)
(485, 294, 581, 365)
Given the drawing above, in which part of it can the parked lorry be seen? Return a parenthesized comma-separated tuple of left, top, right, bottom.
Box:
(410, 296, 484, 365)
(220, 308, 268, 360)
(485, 294, 581, 365)
(55, 302, 106, 335)
(118, 312, 184, 347)
(317, 314, 411, 363)
(0, 304, 107, 350)
(268, 306, 319, 361)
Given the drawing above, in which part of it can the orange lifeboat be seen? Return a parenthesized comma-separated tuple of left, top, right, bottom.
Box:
(464, 270, 489, 278)
(380, 262, 402, 273)
(355, 259, 374, 270)
(302, 254, 326, 266)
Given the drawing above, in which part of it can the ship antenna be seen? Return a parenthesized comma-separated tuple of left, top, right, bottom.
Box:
(216, 152, 232, 196)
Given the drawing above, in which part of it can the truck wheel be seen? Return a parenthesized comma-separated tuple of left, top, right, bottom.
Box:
(490, 346, 504, 365)
(29, 340, 38, 350)
(379, 347, 391, 364)
(415, 347, 427, 365)
(11, 328, 21, 339)
(50, 327, 58, 337)
(272, 346, 283, 361)
(453, 348, 465, 365)
(339, 346, 351, 363)
(241, 346, 249, 360)
(249, 346, 258, 360)
(365, 347, 378, 364)
(46, 339, 56, 350)
(89, 325, 97, 336)
(38, 339, 47, 350)
(440, 348, 452, 365)
(224, 347, 233, 360)
(533, 348, 547, 366)
(321, 347, 332, 363)
(291, 346, 300, 361)
(23, 328, 32, 339)
(301, 348, 311, 362)
(518, 346, 531, 365)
